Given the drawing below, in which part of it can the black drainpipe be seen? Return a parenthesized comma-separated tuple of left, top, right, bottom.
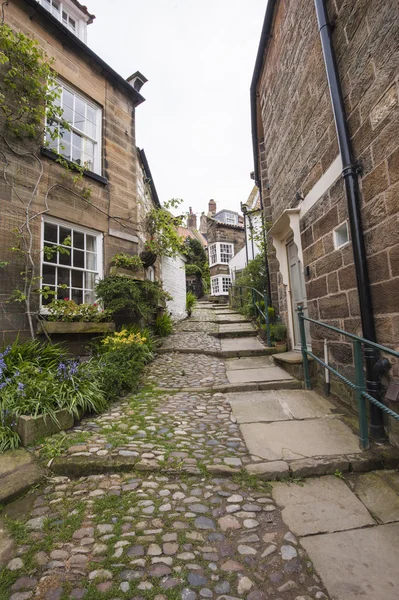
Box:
(314, 0, 385, 439)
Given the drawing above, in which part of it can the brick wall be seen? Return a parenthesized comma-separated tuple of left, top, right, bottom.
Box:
(0, 0, 143, 344)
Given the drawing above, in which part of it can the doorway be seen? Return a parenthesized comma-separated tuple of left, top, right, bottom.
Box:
(287, 239, 310, 349)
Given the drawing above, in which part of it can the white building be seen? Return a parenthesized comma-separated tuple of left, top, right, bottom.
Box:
(229, 187, 263, 282)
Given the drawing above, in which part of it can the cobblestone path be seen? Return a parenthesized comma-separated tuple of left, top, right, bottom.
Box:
(1, 304, 330, 600)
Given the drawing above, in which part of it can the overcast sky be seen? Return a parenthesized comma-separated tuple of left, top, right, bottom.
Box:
(87, 0, 267, 220)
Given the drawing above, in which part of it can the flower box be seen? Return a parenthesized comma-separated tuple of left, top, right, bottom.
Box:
(109, 265, 145, 280)
(16, 409, 74, 446)
(37, 322, 115, 335)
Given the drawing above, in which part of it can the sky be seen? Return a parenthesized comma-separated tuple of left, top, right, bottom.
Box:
(87, 0, 267, 220)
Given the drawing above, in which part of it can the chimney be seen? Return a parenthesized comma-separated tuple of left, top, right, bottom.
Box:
(208, 199, 216, 216)
(187, 207, 197, 229)
(126, 71, 148, 92)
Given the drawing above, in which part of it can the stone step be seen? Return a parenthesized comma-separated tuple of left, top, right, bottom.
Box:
(221, 336, 268, 356)
(0, 449, 45, 505)
(226, 366, 294, 385)
(216, 323, 257, 338)
(217, 316, 252, 324)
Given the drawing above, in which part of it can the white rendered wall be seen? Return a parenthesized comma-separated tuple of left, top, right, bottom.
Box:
(161, 255, 187, 321)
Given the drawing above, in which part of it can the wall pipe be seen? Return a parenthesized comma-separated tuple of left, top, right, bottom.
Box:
(314, 0, 385, 439)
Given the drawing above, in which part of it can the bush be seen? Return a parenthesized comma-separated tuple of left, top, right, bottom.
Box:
(186, 291, 197, 316)
(95, 276, 171, 322)
(110, 253, 143, 271)
(96, 329, 153, 400)
(185, 264, 202, 277)
(46, 299, 113, 322)
(153, 313, 173, 337)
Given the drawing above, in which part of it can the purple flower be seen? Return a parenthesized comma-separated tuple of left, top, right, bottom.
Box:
(17, 382, 25, 392)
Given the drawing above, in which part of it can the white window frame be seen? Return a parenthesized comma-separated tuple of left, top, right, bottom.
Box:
(46, 79, 102, 175)
(40, 216, 103, 311)
(333, 221, 350, 249)
(38, 0, 86, 40)
(208, 242, 234, 266)
(210, 275, 232, 296)
(225, 213, 238, 225)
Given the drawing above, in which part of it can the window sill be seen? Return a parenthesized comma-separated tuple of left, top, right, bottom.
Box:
(40, 147, 108, 185)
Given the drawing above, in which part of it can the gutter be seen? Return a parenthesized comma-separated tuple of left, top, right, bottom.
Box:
(138, 148, 161, 208)
(250, 0, 278, 187)
(314, 0, 385, 439)
(21, 0, 145, 107)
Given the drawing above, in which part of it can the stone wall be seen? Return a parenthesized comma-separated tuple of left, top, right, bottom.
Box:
(257, 0, 399, 384)
(0, 0, 143, 344)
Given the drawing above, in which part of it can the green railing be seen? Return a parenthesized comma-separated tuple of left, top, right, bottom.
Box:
(229, 285, 271, 347)
(297, 305, 399, 450)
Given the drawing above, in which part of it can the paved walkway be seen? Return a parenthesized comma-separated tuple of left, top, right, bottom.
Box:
(1, 301, 399, 600)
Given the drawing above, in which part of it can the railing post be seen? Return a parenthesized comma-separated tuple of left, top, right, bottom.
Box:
(298, 305, 311, 389)
(264, 291, 271, 348)
(354, 340, 369, 450)
(251, 289, 256, 318)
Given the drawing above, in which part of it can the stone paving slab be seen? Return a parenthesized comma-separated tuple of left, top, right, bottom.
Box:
(272, 476, 375, 536)
(240, 418, 361, 461)
(225, 356, 275, 370)
(301, 523, 399, 599)
(226, 366, 294, 384)
(0, 473, 329, 600)
(219, 323, 256, 336)
(346, 470, 399, 523)
(229, 394, 293, 423)
(221, 337, 266, 352)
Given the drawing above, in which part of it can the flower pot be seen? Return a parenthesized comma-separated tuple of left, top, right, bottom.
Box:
(140, 249, 157, 268)
(273, 343, 287, 353)
(109, 265, 145, 280)
(37, 322, 115, 335)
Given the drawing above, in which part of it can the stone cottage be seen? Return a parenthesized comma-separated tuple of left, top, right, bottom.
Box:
(251, 0, 398, 436)
(0, 0, 157, 342)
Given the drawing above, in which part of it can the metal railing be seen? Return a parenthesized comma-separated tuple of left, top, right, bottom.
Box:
(229, 285, 271, 347)
(297, 305, 399, 449)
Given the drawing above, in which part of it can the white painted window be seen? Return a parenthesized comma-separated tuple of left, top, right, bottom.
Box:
(146, 266, 155, 282)
(47, 80, 102, 175)
(208, 242, 234, 266)
(334, 221, 349, 249)
(38, 0, 85, 39)
(225, 213, 237, 225)
(209, 243, 217, 266)
(41, 218, 103, 308)
(210, 275, 232, 296)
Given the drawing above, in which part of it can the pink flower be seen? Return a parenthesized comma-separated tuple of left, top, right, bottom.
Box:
(64, 297, 69, 301)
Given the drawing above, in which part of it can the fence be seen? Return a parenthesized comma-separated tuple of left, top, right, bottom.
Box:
(229, 285, 271, 347)
(297, 305, 399, 449)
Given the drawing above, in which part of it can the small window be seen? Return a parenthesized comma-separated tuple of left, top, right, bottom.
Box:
(209, 243, 217, 266)
(220, 243, 234, 263)
(210, 275, 231, 296)
(41, 218, 102, 308)
(222, 276, 232, 293)
(225, 213, 237, 225)
(211, 277, 220, 295)
(46, 80, 101, 175)
(146, 266, 155, 282)
(334, 222, 349, 249)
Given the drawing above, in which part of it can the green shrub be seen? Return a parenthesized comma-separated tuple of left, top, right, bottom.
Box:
(185, 264, 202, 277)
(46, 299, 113, 322)
(272, 321, 287, 342)
(186, 291, 197, 316)
(153, 313, 173, 337)
(111, 253, 143, 271)
(95, 276, 171, 322)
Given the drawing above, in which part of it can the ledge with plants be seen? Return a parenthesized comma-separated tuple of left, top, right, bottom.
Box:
(37, 299, 115, 335)
(0, 327, 155, 451)
(109, 253, 145, 280)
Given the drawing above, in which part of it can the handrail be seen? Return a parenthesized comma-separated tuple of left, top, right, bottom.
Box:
(229, 285, 271, 347)
(297, 305, 399, 450)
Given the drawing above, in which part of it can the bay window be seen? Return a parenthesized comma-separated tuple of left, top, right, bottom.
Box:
(208, 242, 234, 266)
(210, 275, 232, 296)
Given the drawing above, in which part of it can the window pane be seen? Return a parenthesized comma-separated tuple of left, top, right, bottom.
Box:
(72, 289, 83, 304)
(42, 286, 55, 305)
(44, 243, 57, 263)
(84, 290, 95, 304)
(74, 111, 85, 132)
(85, 140, 94, 158)
(57, 267, 70, 286)
(85, 272, 95, 290)
(60, 128, 71, 144)
(72, 145, 82, 165)
(62, 103, 73, 123)
(73, 231, 84, 249)
(86, 235, 96, 252)
(59, 227, 71, 245)
(87, 106, 96, 124)
(57, 287, 70, 300)
(42, 264, 56, 285)
(63, 89, 74, 109)
(72, 270, 83, 288)
(72, 132, 82, 149)
(44, 222, 57, 243)
(59, 250, 71, 266)
(69, 18, 76, 30)
(86, 120, 96, 138)
(86, 252, 96, 270)
(73, 250, 85, 268)
(59, 141, 71, 161)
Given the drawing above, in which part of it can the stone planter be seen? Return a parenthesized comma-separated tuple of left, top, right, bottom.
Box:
(16, 409, 74, 446)
(109, 265, 145, 280)
(37, 321, 115, 335)
(273, 343, 288, 353)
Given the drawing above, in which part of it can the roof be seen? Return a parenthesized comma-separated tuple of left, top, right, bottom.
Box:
(178, 227, 208, 247)
(243, 186, 261, 211)
(138, 148, 161, 208)
(22, 0, 145, 107)
(214, 209, 239, 217)
(208, 216, 244, 231)
(250, 0, 279, 186)
(70, 0, 95, 23)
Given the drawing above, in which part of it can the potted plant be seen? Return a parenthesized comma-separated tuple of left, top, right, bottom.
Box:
(37, 299, 115, 334)
(110, 253, 145, 279)
(272, 322, 287, 351)
(140, 244, 157, 268)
